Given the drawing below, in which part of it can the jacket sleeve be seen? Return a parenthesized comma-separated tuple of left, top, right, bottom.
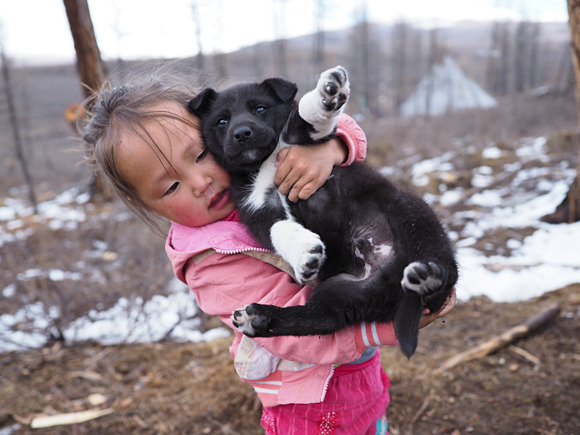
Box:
(184, 250, 397, 365)
(336, 113, 367, 165)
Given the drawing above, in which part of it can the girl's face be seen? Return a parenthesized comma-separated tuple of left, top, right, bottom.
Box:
(117, 101, 236, 227)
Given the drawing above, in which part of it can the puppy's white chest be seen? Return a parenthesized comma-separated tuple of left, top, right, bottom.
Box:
(244, 143, 287, 211)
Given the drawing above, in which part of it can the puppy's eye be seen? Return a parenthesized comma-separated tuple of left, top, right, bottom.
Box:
(217, 118, 228, 126)
(196, 148, 208, 162)
(255, 106, 266, 115)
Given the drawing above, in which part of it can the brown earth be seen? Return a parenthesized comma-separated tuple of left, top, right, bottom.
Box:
(1, 284, 579, 435)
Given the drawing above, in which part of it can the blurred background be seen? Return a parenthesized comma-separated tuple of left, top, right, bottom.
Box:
(0, 1, 579, 434)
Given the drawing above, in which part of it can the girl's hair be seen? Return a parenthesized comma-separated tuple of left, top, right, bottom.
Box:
(81, 64, 203, 231)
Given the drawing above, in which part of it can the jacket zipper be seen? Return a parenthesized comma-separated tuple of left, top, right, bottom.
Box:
(214, 247, 272, 255)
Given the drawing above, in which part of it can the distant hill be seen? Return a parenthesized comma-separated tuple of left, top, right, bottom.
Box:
(226, 20, 570, 116)
(2, 19, 571, 189)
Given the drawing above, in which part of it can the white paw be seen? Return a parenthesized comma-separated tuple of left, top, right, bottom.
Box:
(402, 261, 443, 296)
(316, 65, 350, 113)
(271, 220, 326, 284)
(298, 65, 350, 140)
(292, 231, 325, 284)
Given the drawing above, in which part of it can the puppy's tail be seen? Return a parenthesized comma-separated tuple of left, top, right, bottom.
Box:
(393, 292, 424, 358)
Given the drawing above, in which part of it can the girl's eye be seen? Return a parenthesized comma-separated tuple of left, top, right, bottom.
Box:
(164, 182, 179, 197)
(255, 106, 266, 114)
(196, 148, 208, 162)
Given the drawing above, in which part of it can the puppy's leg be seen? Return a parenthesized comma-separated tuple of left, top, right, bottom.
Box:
(270, 219, 326, 284)
(232, 274, 365, 337)
(394, 261, 446, 358)
(232, 303, 324, 337)
(298, 66, 350, 140)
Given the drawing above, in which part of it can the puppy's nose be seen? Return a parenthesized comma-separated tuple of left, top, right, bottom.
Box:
(234, 126, 252, 143)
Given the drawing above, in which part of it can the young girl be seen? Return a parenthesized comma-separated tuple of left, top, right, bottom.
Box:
(82, 69, 454, 435)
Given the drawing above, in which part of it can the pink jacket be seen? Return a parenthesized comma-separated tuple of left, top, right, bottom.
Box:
(165, 115, 398, 407)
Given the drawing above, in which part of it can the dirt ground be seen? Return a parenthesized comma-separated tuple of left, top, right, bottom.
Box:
(1, 284, 578, 435)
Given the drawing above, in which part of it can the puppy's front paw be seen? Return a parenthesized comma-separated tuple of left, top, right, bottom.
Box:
(232, 304, 275, 337)
(298, 66, 350, 134)
(317, 66, 349, 113)
(402, 261, 444, 296)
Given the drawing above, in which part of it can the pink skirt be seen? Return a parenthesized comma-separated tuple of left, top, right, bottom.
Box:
(261, 350, 390, 435)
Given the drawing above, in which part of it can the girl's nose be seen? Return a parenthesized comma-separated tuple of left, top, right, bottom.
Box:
(190, 171, 212, 197)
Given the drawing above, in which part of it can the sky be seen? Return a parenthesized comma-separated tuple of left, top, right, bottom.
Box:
(0, 0, 569, 65)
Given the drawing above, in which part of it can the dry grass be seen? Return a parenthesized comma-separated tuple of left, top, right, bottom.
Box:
(1, 286, 578, 434)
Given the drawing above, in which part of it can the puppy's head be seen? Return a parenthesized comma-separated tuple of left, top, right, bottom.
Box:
(189, 78, 297, 173)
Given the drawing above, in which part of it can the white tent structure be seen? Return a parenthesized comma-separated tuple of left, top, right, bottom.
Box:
(399, 55, 497, 118)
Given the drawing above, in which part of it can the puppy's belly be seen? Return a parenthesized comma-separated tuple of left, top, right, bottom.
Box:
(351, 219, 395, 278)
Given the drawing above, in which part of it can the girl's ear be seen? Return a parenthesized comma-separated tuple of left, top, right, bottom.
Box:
(188, 88, 217, 116)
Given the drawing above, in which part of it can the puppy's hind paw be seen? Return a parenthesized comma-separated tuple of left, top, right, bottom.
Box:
(402, 261, 444, 296)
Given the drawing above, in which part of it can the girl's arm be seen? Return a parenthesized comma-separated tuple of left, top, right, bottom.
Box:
(275, 113, 366, 202)
(186, 249, 398, 365)
(186, 251, 455, 365)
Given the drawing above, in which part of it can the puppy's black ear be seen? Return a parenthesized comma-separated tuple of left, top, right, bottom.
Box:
(262, 78, 297, 103)
(188, 88, 217, 116)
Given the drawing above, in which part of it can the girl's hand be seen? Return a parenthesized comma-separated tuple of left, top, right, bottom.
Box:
(275, 138, 348, 202)
(419, 288, 457, 329)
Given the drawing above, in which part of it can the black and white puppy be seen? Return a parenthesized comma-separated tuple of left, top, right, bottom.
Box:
(189, 66, 457, 358)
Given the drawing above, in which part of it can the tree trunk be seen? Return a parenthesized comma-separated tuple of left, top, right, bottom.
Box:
(272, 0, 288, 77)
(392, 21, 409, 111)
(63, 0, 106, 98)
(1, 46, 38, 213)
(62, 0, 113, 201)
(543, 1, 580, 223)
(312, 0, 325, 71)
(190, 0, 206, 73)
